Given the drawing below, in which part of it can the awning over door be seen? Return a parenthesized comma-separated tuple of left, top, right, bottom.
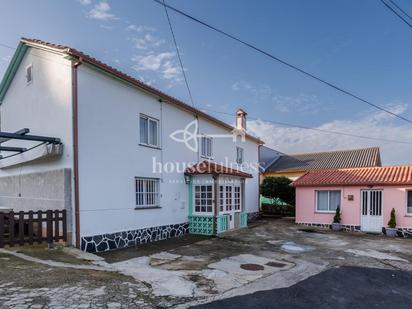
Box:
(184, 160, 253, 178)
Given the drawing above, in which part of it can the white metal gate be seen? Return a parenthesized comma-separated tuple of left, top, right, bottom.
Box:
(361, 190, 383, 233)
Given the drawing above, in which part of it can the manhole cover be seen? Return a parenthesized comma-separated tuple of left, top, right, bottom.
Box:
(240, 263, 264, 271)
(266, 261, 287, 268)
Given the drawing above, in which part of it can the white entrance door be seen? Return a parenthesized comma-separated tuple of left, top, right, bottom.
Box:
(219, 181, 242, 230)
(361, 190, 383, 233)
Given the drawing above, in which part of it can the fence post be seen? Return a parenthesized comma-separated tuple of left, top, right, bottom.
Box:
(0, 213, 4, 248)
(46, 210, 53, 249)
(62, 210, 67, 242)
(28, 211, 34, 245)
(54, 210, 59, 243)
(9, 211, 14, 247)
(37, 210, 42, 244)
(18, 211, 24, 246)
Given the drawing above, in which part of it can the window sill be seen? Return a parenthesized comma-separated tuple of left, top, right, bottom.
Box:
(404, 214, 412, 217)
(139, 143, 161, 150)
(315, 211, 335, 214)
(200, 155, 214, 160)
(134, 206, 162, 210)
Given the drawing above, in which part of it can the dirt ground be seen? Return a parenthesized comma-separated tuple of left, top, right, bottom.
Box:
(1, 218, 412, 308)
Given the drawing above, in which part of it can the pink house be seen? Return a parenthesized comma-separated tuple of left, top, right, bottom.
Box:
(293, 165, 412, 233)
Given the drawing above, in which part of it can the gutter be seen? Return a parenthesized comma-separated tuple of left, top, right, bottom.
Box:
(71, 60, 82, 248)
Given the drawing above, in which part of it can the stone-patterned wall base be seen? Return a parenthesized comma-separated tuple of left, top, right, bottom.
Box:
(296, 222, 361, 232)
(247, 212, 260, 222)
(81, 222, 189, 253)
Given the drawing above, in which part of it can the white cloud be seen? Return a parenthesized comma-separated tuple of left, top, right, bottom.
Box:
(271, 94, 320, 113)
(128, 24, 184, 86)
(126, 24, 155, 33)
(132, 34, 165, 50)
(132, 51, 182, 82)
(78, 0, 91, 5)
(88, 1, 118, 20)
(232, 81, 271, 98)
(247, 103, 412, 165)
(232, 81, 319, 113)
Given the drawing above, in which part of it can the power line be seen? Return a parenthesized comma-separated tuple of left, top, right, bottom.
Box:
(388, 0, 412, 21)
(380, 0, 412, 29)
(161, 0, 195, 107)
(1, 39, 410, 146)
(201, 108, 412, 146)
(154, 0, 412, 124)
(0, 43, 15, 50)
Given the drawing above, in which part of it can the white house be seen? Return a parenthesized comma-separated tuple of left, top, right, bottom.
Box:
(0, 38, 263, 252)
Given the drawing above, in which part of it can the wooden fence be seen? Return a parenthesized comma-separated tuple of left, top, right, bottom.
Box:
(0, 210, 67, 248)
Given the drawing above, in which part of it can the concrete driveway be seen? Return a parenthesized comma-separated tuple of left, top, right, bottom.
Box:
(97, 218, 412, 307)
(1, 218, 412, 308)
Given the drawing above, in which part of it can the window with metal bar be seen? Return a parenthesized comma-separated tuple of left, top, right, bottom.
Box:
(135, 177, 160, 208)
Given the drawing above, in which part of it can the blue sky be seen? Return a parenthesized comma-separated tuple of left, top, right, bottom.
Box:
(1, 0, 412, 164)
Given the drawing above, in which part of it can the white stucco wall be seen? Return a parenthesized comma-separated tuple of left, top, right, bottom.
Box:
(0, 47, 73, 175)
(77, 64, 260, 237)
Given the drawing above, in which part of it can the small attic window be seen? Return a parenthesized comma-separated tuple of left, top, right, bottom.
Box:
(26, 64, 33, 84)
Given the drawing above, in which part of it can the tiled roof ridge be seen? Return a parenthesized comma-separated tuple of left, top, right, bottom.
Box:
(293, 165, 412, 187)
(20, 38, 263, 145)
(286, 146, 380, 157)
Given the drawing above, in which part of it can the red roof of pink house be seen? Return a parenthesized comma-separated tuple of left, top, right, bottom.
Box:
(292, 165, 412, 187)
(185, 161, 253, 178)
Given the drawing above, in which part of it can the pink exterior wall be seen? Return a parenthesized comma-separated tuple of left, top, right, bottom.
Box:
(296, 186, 412, 229)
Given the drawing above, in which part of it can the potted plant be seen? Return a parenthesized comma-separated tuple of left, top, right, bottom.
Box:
(331, 207, 343, 231)
(386, 208, 398, 237)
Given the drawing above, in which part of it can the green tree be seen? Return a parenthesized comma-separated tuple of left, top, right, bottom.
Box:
(260, 176, 295, 205)
(387, 208, 397, 228)
(333, 207, 341, 223)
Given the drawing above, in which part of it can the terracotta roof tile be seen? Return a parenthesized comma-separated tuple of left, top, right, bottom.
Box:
(185, 161, 253, 178)
(292, 165, 412, 187)
(20, 38, 263, 145)
(266, 147, 381, 173)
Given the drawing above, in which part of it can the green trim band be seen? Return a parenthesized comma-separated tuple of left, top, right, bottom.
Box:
(0, 43, 28, 103)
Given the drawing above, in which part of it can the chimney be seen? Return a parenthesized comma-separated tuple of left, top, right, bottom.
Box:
(236, 109, 247, 132)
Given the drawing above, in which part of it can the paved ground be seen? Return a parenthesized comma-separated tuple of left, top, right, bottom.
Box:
(191, 266, 412, 309)
(1, 218, 412, 308)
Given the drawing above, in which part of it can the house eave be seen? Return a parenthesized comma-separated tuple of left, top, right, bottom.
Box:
(0, 42, 28, 104)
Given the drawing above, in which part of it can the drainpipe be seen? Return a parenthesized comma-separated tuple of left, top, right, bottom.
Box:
(213, 173, 218, 235)
(72, 60, 82, 248)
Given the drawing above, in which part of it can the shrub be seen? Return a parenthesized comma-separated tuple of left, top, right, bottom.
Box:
(261, 203, 295, 217)
(388, 208, 397, 228)
(333, 207, 341, 224)
(260, 176, 295, 205)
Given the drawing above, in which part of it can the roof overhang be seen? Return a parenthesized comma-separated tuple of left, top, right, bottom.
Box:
(1, 38, 264, 145)
(185, 161, 253, 178)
